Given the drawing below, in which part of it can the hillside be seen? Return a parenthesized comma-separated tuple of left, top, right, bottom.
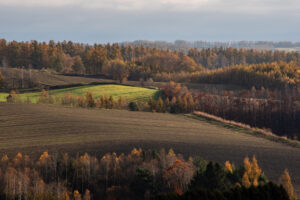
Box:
(0, 84, 160, 103)
(0, 103, 299, 195)
(0, 67, 113, 90)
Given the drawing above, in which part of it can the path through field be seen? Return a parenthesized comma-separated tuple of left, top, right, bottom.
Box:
(0, 103, 299, 195)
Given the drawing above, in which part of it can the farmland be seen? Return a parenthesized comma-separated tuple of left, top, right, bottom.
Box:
(0, 103, 299, 195)
(0, 67, 113, 89)
(0, 84, 160, 103)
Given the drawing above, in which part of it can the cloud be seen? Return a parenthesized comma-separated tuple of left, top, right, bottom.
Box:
(1, 0, 299, 13)
(0, 0, 299, 42)
(0, 0, 216, 11)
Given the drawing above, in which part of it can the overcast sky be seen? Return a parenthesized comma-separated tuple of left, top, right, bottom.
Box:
(0, 0, 299, 43)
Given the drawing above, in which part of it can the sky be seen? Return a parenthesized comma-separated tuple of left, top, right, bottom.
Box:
(0, 0, 300, 43)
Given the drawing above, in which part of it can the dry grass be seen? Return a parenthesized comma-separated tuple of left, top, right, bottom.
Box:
(192, 111, 300, 148)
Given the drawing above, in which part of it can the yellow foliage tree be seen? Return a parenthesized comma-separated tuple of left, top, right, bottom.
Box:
(224, 161, 233, 174)
(129, 148, 142, 158)
(63, 192, 70, 200)
(280, 169, 297, 200)
(243, 156, 262, 187)
(73, 190, 82, 200)
(250, 156, 262, 181)
(40, 151, 50, 160)
(167, 148, 176, 157)
(16, 152, 23, 159)
(242, 172, 251, 188)
(243, 156, 251, 174)
(1, 154, 8, 162)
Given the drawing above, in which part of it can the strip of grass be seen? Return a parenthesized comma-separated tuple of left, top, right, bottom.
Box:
(185, 113, 300, 148)
(0, 93, 8, 102)
(0, 84, 161, 103)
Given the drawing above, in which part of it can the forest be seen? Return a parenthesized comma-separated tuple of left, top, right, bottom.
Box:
(0, 39, 300, 87)
(0, 149, 296, 200)
(158, 82, 300, 140)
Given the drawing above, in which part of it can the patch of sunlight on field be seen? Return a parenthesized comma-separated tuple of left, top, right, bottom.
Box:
(0, 93, 8, 102)
(0, 84, 160, 103)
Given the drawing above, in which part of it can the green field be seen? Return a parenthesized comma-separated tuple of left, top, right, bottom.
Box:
(0, 84, 160, 103)
(0, 93, 7, 102)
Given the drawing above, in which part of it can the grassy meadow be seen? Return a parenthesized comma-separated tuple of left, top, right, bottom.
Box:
(0, 84, 161, 103)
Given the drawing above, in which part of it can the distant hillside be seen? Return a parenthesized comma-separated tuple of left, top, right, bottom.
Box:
(121, 40, 300, 52)
(0, 67, 112, 91)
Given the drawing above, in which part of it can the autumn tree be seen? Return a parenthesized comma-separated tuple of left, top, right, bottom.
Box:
(242, 156, 265, 187)
(280, 169, 297, 200)
(105, 60, 129, 83)
(163, 160, 194, 195)
(86, 92, 95, 108)
(0, 148, 289, 200)
(224, 161, 233, 174)
(72, 56, 85, 74)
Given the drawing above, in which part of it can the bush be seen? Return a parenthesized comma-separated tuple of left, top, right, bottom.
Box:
(86, 92, 96, 108)
(6, 90, 20, 103)
(129, 101, 139, 111)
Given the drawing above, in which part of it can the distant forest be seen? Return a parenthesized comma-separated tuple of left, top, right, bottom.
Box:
(122, 40, 300, 52)
(0, 39, 300, 89)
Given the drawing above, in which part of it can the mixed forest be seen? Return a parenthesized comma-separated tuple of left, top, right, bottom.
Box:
(0, 149, 296, 200)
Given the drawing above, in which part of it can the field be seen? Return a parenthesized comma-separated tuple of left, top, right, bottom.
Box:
(0, 81, 243, 103)
(0, 103, 299, 195)
(0, 84, 160, 103)
(0, 67, 113, 89)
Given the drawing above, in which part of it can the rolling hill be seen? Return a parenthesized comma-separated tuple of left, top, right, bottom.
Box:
(0, 103, 299, 195)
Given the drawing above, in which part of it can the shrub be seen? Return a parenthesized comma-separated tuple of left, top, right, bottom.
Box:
(129, 101, 139, 111)
(86, 92, 96, 108)
(37, 89, 54, 104)
(6, 90, 20, 103)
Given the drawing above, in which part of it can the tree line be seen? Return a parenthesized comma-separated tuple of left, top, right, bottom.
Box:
(146, 82, 300, 140)
(189, 62, 300, 89)
(122, 40, 300, 51)
(1, 39, 300, 88)
(0, 149, 296, 200)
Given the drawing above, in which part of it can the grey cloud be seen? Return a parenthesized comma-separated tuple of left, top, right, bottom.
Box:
(0, 2, 299, 43)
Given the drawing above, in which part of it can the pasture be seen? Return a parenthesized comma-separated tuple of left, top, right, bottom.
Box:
(0, 84, 160, 103)
(0, 103, 299, 195)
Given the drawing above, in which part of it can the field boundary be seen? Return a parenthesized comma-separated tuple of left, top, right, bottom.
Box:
(186, 111, 300, 148)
